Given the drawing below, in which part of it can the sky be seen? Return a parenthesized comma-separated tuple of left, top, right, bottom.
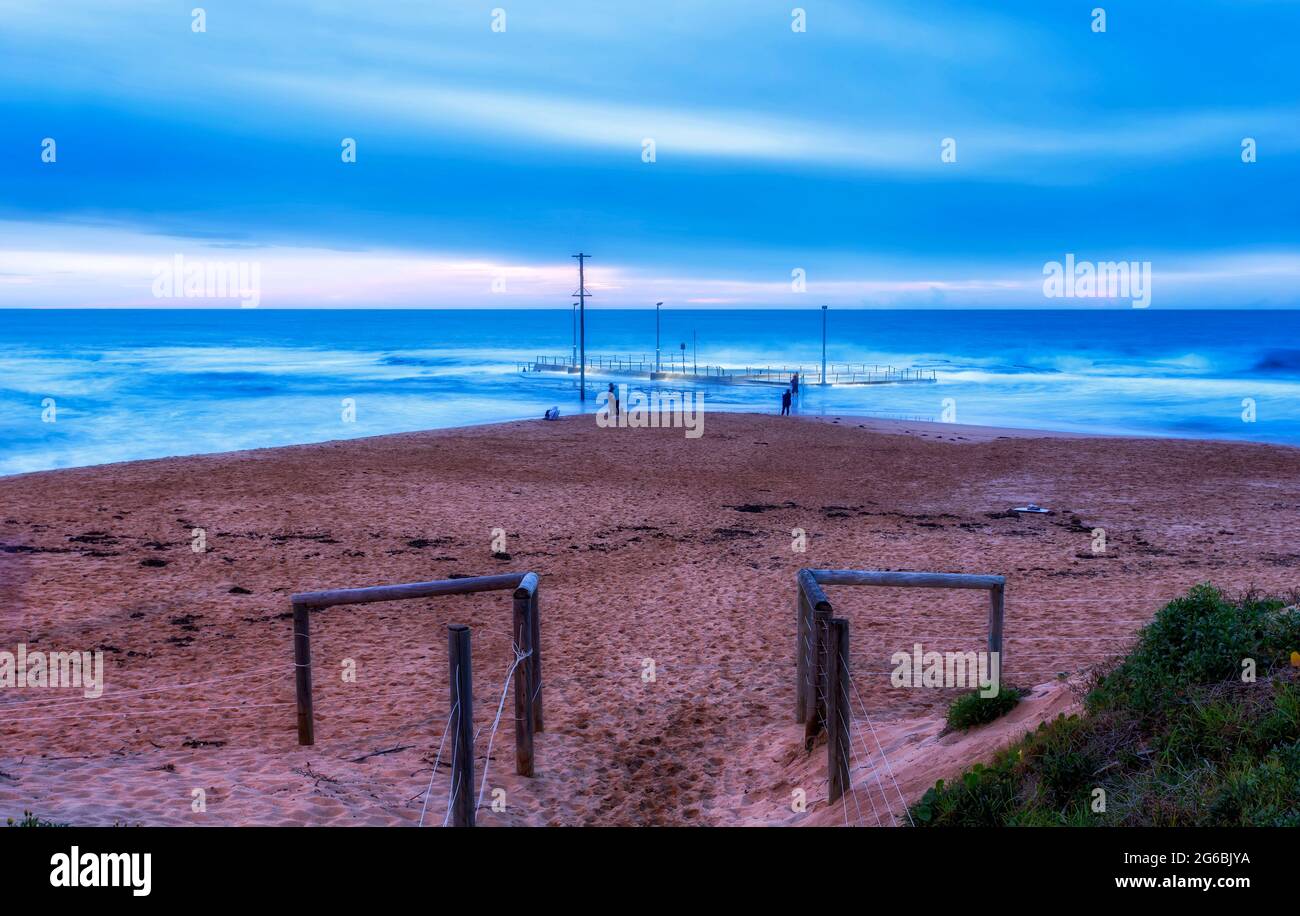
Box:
(1, 0, 1298, 308)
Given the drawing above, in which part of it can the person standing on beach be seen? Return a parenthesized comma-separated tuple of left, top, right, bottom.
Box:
(608, 383, 620, 419)
(790, 373, 799, 395)
(781, 389, 791, 415)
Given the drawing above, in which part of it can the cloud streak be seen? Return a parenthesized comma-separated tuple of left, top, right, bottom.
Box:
(3, 221, 1297, 309)
(239, 73, 1300, 178)
(3, 1, 1298, 305)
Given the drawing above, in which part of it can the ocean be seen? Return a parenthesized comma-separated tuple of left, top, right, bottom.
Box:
(2, 308, 1298, 476)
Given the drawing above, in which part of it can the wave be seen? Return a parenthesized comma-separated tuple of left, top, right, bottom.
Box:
(1250, 349, 1300, 376)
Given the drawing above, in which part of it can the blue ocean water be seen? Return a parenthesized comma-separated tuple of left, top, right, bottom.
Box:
(2, 309, 1298, 476)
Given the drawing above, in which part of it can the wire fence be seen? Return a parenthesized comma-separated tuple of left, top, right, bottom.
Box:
(0, 625, 534, 828)
(2, 590, 1163, 826)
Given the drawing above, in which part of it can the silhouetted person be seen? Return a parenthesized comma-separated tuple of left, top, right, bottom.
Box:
(781, 389, 792, 415)
(608, 383, 619, 418)
(790, 373, 799, 395)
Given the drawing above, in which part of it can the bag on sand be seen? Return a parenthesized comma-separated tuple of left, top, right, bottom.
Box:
(544, 407, 560, 421)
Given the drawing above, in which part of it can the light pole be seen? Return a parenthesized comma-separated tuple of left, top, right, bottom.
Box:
(821, 304, 828, 385)
(655, 302, 663, 373)
(573, 253, 590, 400)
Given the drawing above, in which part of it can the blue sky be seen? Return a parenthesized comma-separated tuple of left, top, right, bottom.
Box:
(2, 0, 1298, 307)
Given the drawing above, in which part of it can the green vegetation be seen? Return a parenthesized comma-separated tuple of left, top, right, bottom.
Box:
(945, 685, 1025, 731)
(7, 810, 67, 827)
(911, 585, 1300, 826)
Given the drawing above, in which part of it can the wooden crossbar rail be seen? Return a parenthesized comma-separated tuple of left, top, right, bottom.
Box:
(807, 569, 1005, 666)
(293, 572, 530, 609)
(291, 572, 543, 787)
(809, 569, 1004, 590)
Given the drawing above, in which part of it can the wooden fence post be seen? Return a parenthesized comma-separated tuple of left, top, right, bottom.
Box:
(529, 588, 543, 733)
(798, 570, 833, 748)
(448, 624, 475, 827)
(511, 591, 535, 777)
(988, 582, 1005, 674)
(293, 600, 314, 746)
(796, 587, 810, 723)
(827, 617, 850, 803)
(795, 569, 826, 732)
(804, 602, 831, 749)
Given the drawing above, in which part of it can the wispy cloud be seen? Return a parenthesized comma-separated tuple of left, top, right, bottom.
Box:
(3, 0, 1298, 304)
(242, 73, 1300, 177)
(4, 221, 1297, 309)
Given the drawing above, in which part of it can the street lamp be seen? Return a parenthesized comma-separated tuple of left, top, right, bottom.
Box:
(821, 304, 828, 385)
(655, 302, 663, 373)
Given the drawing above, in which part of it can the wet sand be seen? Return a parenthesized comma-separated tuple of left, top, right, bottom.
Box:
(1, 412, 1297, 826)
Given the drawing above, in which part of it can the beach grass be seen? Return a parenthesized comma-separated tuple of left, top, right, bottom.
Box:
(911, 585, 1300, 826)
(945, 685, 1026, 732)
(6, 810, 67, 827)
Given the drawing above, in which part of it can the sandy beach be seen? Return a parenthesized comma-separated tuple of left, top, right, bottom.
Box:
(2, 412, 1298, 826)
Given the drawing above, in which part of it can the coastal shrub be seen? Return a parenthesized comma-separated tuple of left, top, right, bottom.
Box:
(1202, 740, 1300, 827)
(910, 759, 1019, 826)
(945, 684, 1024, 731)
(910, 586, 1300, 827)
(1086, 584, 1300, 715)
(7, 810, 66, 827)
(1020, 713, 1101, 809)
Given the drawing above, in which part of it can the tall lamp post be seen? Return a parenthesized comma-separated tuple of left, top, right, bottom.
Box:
(573, 253, 591, 400)
(655, 301, 663, 373)
(821, 304, 828, 385)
